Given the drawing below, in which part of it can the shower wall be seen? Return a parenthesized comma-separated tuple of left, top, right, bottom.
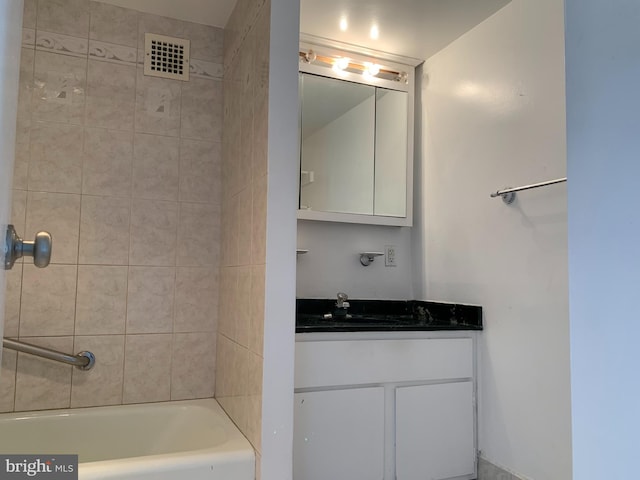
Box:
(1, 0, 223, 412)
(215, 0, 270, 457)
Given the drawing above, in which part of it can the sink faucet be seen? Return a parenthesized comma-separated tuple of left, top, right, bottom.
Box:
(336, 292, 350, 309)
(322, 293, 351, 320)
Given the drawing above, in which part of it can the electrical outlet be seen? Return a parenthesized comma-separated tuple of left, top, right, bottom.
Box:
(385, 245, 397, 267)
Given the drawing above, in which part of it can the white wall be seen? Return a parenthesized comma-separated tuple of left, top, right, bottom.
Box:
(297, 221, 414, 299)
(565, 1, 640, 478)
(261, 0, 300, 478)
(0, 0, 24, 363)
(415, 0, 571, 478)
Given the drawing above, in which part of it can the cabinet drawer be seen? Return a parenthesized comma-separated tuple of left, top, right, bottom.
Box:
(295, 338, 473, 389)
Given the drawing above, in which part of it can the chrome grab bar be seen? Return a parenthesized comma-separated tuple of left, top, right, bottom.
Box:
(491, 177, 567, 204)
(2, 338, 95, 370)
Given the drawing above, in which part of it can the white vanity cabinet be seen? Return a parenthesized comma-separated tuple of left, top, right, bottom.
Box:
(396, 381, 475, 480)
(294, 387, 385, 480)
(293, 333, 477, 480)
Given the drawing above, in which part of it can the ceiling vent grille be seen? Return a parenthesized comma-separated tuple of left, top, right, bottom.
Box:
(144, 33, 190, 81)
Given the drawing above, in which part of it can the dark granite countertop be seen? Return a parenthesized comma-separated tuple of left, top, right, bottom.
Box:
(296, 299, 483, 333)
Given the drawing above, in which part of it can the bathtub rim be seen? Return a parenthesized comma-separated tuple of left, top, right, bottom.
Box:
(0, 398, 255, 476)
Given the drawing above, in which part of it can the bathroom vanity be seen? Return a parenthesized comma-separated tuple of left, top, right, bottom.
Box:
(293, 299, 482, 480)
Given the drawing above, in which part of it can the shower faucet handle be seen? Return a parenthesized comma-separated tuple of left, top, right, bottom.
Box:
(4, 225, 52, 270)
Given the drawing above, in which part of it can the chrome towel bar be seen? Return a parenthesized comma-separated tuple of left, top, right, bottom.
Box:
(491, 177, 567, 204)
(2, 338, 95, 370)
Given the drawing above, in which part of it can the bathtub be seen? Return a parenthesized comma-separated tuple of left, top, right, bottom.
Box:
(0, 399, 255, 480)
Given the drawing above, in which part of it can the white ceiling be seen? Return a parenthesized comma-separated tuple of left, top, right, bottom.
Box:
(300, 0, 511, 61)
(98, 0, 511, 61)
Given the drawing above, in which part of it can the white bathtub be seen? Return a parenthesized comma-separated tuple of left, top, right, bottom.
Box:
(0, 399, 255, 480)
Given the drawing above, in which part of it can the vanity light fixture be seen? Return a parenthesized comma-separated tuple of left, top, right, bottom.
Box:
(299, 49, 408, 83)
(339, 17, 348, 31)
(333, 56, 351, 73)
(363, 62, 381, 80)
(370, 25, 380, 40)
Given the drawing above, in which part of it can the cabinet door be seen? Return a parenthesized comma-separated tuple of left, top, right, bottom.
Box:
(396, 382, 475, 480)
(294, 387, 385, 480)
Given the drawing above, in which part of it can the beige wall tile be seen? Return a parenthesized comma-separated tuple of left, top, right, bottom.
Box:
(78, 195, 130, 265)
(130, 199, 178, 266)
(218, 267, 237, 340)
(75, 265, 127, 335)
(89, 1, 138, 47)
(4, 266, 23, 338)
(20, 264, 77, 337)
(26, 191, 81, 264)
(23, 0, 37, 29)
(88, 40, 137, 66)
(35, 30, 89, 57)
(251, 175, 267, 265)
(236, 266, 251, 347)
(179, 139, 221, 204)
(255, 452, 262, 480)
(71, 335, 125, 407)
(249, 264, 265, 355)
(126, 267, 175, 334)
(11, 190, 27, 236)
(14, 336, 73, 411)
(15, 47, 33, 167)
(177, 202, 220, 267)
(32, 51, 87, 125)
(181, 78, 222, 142)
(214, 333, 231, 398)
(220, 194, 239, 267)
(217, 0, 268, 451)
(5, 0, 241, 415)
(86, 60, 136, 130)
(13, 142, 29, 191)
(246, 350, 263, 450)
(249, 391, 263, 452)
(237, 187, 252, 266)
(123, 333, 172, 404)
(171, 332, 216, 400)
(29, 122, 83, 194)
(188, 23, 224, 63)
(175, 267, 218, 333)
(83, 128, 133, 197)
(253, 96, 268, 179)
(239, 119, 253, 191)
(138, 13, 224, 57)
(253, 5, 270, 106)
(134, 68, 181, 137)
(228, 193, 240, 264)
(137, 13, 190, 50)
(231, 342, 250, 428)
(132, 133, 180, 201)
(37, 0, 90, 39)
(227, 129, 244, 198)
(239, 37, 255, 104)
(0, 351, 17, 413)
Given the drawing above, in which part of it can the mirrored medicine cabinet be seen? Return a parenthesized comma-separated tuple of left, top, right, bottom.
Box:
(297, 42, 416, 227)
